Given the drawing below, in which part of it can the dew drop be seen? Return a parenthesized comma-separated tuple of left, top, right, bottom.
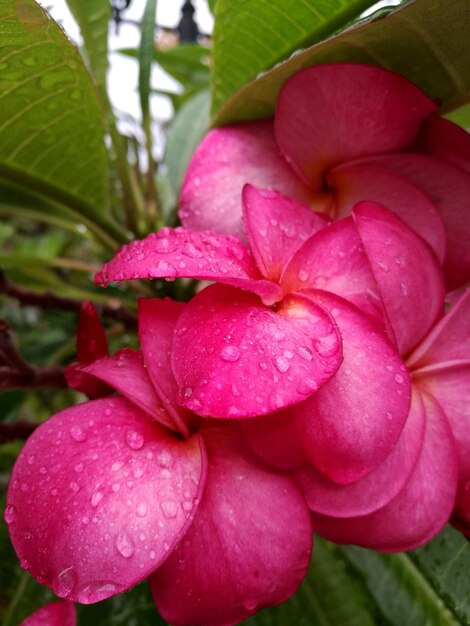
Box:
(27, 454, 35, 465)
(182, 242, 203, 258)
(77, 581, 120, 603)
(394, 373, 404, 384)
(149, 550, 156, 560)
(297, 345, 313, 360)
(112, 461, 124, 472)
(243, 599, 257, 611)
(161, 500, 179, 519)
(91, 491, 104, 508)
(126, 430, 144, 450)
(274, 355, 290, 373)
(136, 502, 148, 517)
(4, 504, 17, 523)
(116, 531, 135, 558)
(74, 462, 84, 473)
(220, 344, 241, 362)
(55, 566, 77, 598)
(69, 481, 80, 492)
(297, 269, 310, 283)
(156, 451, 173, 468)
(313, 333, 338, 357)
(182, 500, 193, 512)
(70, 425, 87, 442)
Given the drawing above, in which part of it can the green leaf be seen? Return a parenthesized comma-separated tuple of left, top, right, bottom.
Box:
(139, 0, 158, 122)
(0, 0, 126, 247)
(211, 0, 375, 117)
(213, 0, 470, 125)
(63, 0, 110, 90)
(163, 89, 210, 200)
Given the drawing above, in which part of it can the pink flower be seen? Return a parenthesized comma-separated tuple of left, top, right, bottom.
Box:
(293, 290, 470, 551)
(20, 601, 75, 626)
(5, 299, 313, 626)
(95, 187, 447, 485)
(180, 63, 470, 289)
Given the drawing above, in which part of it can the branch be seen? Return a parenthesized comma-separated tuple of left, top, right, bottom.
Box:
(0, 420, 38, 443)
(0, 269, 137, 328)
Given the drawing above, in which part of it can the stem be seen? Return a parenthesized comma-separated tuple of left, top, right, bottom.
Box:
(0, 420, 38, 443)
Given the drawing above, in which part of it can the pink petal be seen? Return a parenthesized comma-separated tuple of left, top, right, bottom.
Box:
(407, 289, 470, 368)
(149, 427, 313, 626)
(242, 184, 327, 281)
(241, 406, 307, 471)
(275, 63, 437, 189)
(179, 120, 315, 240)
(138, 298, 193, 437)
(414, 365, 470, 481)
(452, 481, 470, 536)
(65, 362, 112, 400)
(328, 161, 446, 261)
(312, 391, 458, 552)
(366, 153, 470, 289)
(353, 201, 445, 355)
(21, 601, 76, 626)
(95, 227, 282, 307)
(420, 114, 470, 176)
(280, 216, 388, 332)
(296, 290, 411, 484)
(172, 284, 342, 418)
(75, 302, 109, 363)
(6, 397, 206, 603)
(78, 349, 177, 431)
(295, 389, 425, 517)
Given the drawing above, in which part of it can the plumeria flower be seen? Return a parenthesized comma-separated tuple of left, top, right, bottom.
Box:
(5, 300, 313, 626)
(20, 601, 75, 626)
(293, 290, 470, 551)
(95, 187, 444, 485)
(180, 63, 470, 289)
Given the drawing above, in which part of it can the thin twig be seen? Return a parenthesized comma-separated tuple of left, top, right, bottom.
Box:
(0, 420, 38, 443)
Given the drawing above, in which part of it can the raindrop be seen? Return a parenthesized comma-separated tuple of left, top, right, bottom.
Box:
(156, 451, 173, 468)
(4, 504, 17, 524)
(297, 269, 310, 283)
(136, 502, 148, 517)
(69, 481, 80, 492)
(126, 430, 144, 450)
(274, 355, 290, 373)
(220, 345, 241, 362)
(70, 425, 87, 442)
(77, 582, 120, 603)
(91, 491, 104, 508)
(394, 373, 404, 384)
(182, 500, 193, 512)
(161, 500, 179, 519)
(27, 455, 35, 465)
(116, 531, 135, 558)
(112, 461, 124, 472)
(154, 237, 178, 254)
(243, 599, 257, 611)
(55, 566, 77, 598)
(182, 242, 203, 258)
(297, 345, 313, 361)
(149, 550, 156, 560)
(104, 408, 112, 417)
(312, 334, 338, 357)
(74, 462, 84, 473)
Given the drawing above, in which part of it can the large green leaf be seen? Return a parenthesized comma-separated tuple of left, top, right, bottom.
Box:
(211, 0, 375, 117)
(139, 0, 157, 122)
(213, 0, 470, 125)
(64, 0, 110, 91)
(0, 0, 125, 246)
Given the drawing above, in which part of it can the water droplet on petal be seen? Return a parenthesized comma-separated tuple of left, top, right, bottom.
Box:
(156, 451, 173, 468)
(243, 599, 258, 611)
(116, 531, 135, 558)
(91, 491, 104, 508)
(161, 500, 179, 519)
(274, 355, 290, 373)
(313, 333, 338, 357)
(394, 373, 404, 384)
(70, 425, 87, 442)
(297, 269, 310, 282)
(55, 566, 77, 598)
(77, 581, 120, 603)
(220, 345, 241, 362)
(4, 504, 17, 523)
(297, 345, 313, 360)
(136, 502, 148, 517)
(126, 430, 144, 450)
(69, 481, 80, 492)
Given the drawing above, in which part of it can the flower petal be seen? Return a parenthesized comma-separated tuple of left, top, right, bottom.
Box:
(366, 153, 470, 289)
(241, 407, 307, 471)
(420, 114, 470, 176)
(6, 397, 206, 603)
(149, 427, 313, 626)
(179, 120, 315, 239)
(21, 601, 76, 626)
(296, 290, 411, 484)
(281, 216, 387, 331)
(242, 184, 327, 281)
(407, 289, 470, 368)
(295, 389, 425, 517)
(328, 161, 446, 261)
(138, 298, 194, 437)
(78, 349, 177, 431)
(172, 284, 342, 418)
(311, 391, 458, 551)
(353, 201, 445, 354)
(275, 63, 437, 188)
(95, 227, 282, 306)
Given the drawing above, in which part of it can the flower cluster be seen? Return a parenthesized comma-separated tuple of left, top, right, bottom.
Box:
(6, 63, 470, 625)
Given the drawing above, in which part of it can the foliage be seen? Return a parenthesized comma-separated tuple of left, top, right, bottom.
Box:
(1, 0, 470, 624)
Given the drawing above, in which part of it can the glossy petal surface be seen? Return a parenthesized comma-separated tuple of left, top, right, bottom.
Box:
(150, 428, 313, 626)
(242, 184, 327, 282)
(295, 389, 425, 517)
(420, 114, 470, 175)
(21, 601, 75, 626)
(353, 202, 444, 354)
(95, 227, 282, 306)
(368, 153, 470, 289)
(179, 120, 315, 239)
(6, 397, 206, 603)
(78, 349, 176, 431)
(275, 63, 436, 188)
(281, 217, 386, 330)
(329, 162, 446, 261)
(312, 391, 458, 551)
(296, 290, 411, 484)
(172, 284, 342, 418)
